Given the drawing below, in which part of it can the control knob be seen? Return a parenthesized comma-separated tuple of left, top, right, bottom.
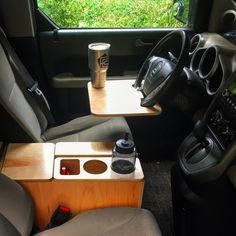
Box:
(216, 119, 229, 135)
(225, 129, 235, 142)
(222, 89, 230, 98)
(210, 109, 222, 125)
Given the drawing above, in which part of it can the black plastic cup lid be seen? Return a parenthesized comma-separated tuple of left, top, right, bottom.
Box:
(115, 133, 135, 154)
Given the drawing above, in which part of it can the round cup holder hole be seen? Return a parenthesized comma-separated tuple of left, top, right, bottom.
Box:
(83, 160, 107, 174)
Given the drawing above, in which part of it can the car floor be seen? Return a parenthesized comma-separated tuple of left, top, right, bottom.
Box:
(141, 160, 175, 236)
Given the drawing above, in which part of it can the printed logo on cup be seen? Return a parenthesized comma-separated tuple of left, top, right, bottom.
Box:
(97, 54, 109, 68)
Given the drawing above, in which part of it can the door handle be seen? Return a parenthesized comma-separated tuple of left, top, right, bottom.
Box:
(135, 38, 153, 47)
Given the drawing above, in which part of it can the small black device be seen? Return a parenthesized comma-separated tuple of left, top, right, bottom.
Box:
(45, 205, 71, 230)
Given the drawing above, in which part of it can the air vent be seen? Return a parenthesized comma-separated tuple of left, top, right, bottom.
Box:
(190, 48, 206, 72)
(198, 46, 223, 95)
(222, 10, 236, 26)
(199, 46, 219, 79)
(190, 34, 202, 55)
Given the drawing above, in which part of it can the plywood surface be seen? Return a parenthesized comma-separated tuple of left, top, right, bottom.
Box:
(21, 179, 144, 229)
(87, 80, 162, 116)
(2, 143, 144, 229)
(55, 142, 113, 157)
(2, 143, 55, 180)
(54, 157, 144, 180)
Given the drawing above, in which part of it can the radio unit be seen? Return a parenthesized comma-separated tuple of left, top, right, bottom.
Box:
(209, 77, 236, 148)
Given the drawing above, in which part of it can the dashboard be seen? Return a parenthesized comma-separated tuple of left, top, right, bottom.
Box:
(189, 33, 236, 95)
(188, 33, 236, 150)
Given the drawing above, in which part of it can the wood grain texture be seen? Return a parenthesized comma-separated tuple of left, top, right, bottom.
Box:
(2, 143, 144, 230)
(2, 143, 55, 180)
(87, 80, 162, 116)
(54, 157, 144, 180)
(21, 179, 144, 229)
(55, 142, 113, 157)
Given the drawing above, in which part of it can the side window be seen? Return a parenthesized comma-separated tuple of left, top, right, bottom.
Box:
(37, 0, 191, 28)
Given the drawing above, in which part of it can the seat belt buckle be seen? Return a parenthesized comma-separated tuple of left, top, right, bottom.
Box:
(28, 82, 42, 96)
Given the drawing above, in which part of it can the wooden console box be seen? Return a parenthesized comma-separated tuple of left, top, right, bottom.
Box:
(1, 143, 144, 229)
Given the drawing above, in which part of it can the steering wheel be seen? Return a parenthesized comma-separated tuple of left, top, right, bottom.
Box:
(134, 30, 190, 107)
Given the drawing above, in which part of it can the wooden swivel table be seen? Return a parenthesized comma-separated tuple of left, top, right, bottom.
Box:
(87, 79, 162, 117)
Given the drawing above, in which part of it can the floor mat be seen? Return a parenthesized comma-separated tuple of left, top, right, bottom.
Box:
(141, 161, 175, 236)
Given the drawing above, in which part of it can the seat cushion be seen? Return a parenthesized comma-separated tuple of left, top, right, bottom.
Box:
(43, 115, 131, 142)
(0, 213, 21, 236)
(34, 207, 162, 236)
(0, 173, 35, 236)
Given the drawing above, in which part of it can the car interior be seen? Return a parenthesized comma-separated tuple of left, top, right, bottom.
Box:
(0, 0, 236, 235)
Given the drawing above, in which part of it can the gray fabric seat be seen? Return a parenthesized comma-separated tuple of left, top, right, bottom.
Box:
(0, 173, 35, 236)
(43, 116, 130, 143)
(0, 173, 162, 236)
(0, 29, 131, 143)
(34, 208, 161, 236)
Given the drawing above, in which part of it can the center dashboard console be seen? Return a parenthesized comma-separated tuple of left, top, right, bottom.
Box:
(210, 80, 236, 148)
(172, 32, 236, 236)
(179, 73, 236, 183)
(172, 74, 236, 236)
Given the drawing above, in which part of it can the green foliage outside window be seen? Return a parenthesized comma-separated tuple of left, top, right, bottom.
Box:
(37, 0, 189, 28)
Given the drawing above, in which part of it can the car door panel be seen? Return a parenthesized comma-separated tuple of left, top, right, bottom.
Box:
(38, 29, 172, 77)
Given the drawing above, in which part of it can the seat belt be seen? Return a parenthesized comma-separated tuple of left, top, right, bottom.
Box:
(0, 28, 56, 127)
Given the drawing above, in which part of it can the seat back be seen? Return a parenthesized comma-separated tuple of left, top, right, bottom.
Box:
(0, 173, 34, 236)
(0, 27, 51, 142)
(0, 43, 43, 141)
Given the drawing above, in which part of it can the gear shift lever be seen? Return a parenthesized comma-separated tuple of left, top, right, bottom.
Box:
(193, 84, 221, 148)
(193, 120, 208, 147)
